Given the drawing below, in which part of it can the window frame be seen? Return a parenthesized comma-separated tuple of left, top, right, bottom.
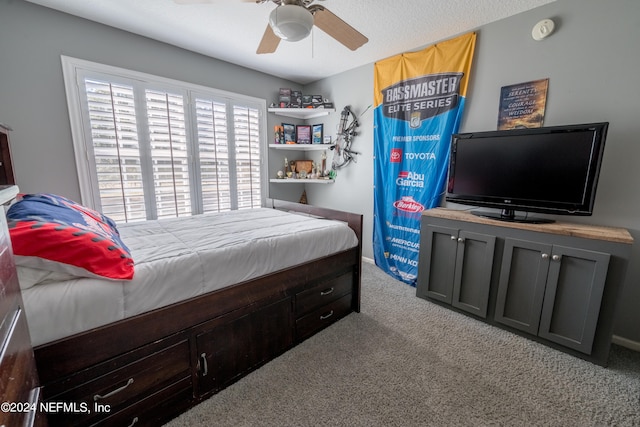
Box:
(61, 55, 268, 218)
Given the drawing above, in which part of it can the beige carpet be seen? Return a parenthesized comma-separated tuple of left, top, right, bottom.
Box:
(165, 261, 640, 427)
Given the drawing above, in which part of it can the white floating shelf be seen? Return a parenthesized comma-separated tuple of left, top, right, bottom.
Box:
(269, 179, 334, 184)
(268, 144, 332, 151)
(268, 108, 334, 119)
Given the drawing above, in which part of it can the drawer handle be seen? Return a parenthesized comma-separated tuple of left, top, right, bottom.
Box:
(320, 310, 334, 320)
(127, 417, 139, 427)
(320, 287, 334, 296)
(200, 352, 209, 377)
(94, 378, 134, 401)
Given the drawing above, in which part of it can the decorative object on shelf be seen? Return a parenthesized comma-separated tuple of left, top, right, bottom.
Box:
(294, 160, 313, 174)
(291, 90, 302, 108)
(299, 190, 308, 204)
(321, 150, 327, 177)
(276, 170, 284, 179)
(274, 125, 284, 144)
(282, 123, 296, 143)
(279, 88, 291, 108)
(312, 124, 323, 144)
(271, 88, 333, 110)
(301, 95, 313, 108)
(296, 125, 312, 144)
(330, 104, 370, 170)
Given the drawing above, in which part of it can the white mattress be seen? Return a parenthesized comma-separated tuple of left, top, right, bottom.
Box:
(21, 208, 358, 347)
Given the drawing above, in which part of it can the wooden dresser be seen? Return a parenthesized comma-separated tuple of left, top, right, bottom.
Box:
(0, 126, 16, 186)
(417, 208, 633, 366)
(0, 185, 47, 427)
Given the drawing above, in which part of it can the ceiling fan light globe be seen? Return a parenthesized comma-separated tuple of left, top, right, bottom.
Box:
(269, 4, 313, 42)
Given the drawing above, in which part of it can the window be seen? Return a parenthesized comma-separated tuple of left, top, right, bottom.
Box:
(62, 56, 265, 223)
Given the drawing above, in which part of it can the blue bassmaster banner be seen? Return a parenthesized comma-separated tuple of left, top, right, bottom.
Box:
(373, 33, 476, 285)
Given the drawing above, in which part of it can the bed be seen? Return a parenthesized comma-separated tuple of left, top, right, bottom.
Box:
(8, 195, 362, 427)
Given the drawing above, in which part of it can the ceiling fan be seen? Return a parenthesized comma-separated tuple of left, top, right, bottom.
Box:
(173, 0, 368, 55)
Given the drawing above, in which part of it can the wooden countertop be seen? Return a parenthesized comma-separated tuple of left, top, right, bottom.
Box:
(423, 208, 634, 244)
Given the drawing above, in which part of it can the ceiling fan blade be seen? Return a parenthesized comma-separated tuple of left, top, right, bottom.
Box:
(257, 24, 281, 54)
(312, 7, 368, 51)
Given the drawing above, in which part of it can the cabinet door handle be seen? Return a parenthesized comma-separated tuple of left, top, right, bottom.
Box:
(450, 235, 457, 240)
(552, 254, 561, 261)
(320, 310, 334, 320)
(457, 237, 464, 243)
(94, 378, 134, 401)
(200, 352, 209, 376)
(320, 287, 334, 296)
(541, 253, 549, 259)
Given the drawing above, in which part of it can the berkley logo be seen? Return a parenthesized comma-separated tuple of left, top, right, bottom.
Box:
(390, 148, 402, 163)
(393, 196, 425, 213)
(381, 72, 463, 123)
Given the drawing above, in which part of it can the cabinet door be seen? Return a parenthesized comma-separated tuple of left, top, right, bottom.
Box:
(538, 246, 610, 354)
(196, 298, 293, 395)
(416, 225, 458, 304)
(495, 239, 551, 334)
(451, 231, 495, 318)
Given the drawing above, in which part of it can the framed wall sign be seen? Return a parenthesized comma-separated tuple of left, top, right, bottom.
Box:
(296, 125, 312, 144)
(497, 78, 549, 130)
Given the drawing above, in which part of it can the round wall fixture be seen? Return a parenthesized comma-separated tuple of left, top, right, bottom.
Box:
(532, 19, 555, 41)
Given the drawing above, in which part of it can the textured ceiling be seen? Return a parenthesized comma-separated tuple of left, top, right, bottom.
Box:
(24, 0, 556, 84)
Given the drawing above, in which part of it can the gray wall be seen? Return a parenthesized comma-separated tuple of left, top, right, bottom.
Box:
(0, 0, 299, 199)
(459, 0, 640, 345)
(306, 0, 640, 344)
(1, 0, 638, 344)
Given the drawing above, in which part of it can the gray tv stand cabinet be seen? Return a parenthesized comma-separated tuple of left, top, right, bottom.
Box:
(416, 208, 633, 366)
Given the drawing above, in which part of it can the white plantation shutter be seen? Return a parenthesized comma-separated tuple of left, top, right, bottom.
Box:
(194, 97, 232, 213)
(64, 57, 265, 223)
(233, 104, 261, 210)
(83, 79, 147, 222)
(145, 90, 192, 219)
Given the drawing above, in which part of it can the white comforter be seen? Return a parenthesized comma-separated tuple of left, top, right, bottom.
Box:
(21, 208, 358, 346)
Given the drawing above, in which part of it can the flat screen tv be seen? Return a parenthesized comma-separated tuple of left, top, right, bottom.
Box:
(446, 122, 609, 223)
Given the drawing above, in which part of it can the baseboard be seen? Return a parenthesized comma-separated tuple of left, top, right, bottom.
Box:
(612, 335, 640, 352)
(362, 256, 374, 265)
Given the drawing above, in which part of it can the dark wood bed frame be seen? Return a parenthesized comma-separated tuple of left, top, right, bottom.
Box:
(33, 199, 363, 427)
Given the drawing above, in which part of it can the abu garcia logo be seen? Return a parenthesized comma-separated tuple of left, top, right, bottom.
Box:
(397, 171, 424, 188)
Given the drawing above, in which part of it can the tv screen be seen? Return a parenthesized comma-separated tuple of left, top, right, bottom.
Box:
(446, 122, 609, 223)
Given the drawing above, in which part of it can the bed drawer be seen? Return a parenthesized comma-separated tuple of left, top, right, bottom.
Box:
(89, 377, 193, 427)
(295, 272, 353, 316)
(46, 339, 191, 426)
(295, 293, 352, 340)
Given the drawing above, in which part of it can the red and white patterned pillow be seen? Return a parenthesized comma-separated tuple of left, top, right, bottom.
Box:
(7, 193, 134, 281)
